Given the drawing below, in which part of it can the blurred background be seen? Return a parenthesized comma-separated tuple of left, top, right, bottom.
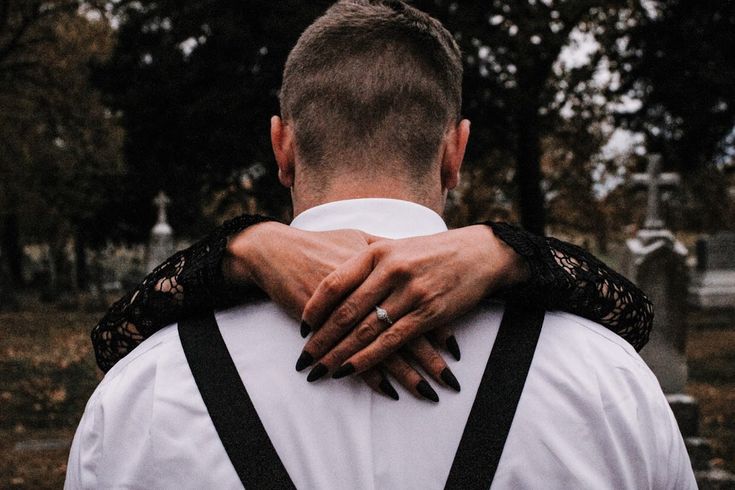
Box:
(0, 1, 733, 488)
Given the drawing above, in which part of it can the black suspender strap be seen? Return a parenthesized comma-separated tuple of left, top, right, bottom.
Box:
(179, 305, 542, 490)
(179, 312, 296, 490)
(444, 304, 545, 490)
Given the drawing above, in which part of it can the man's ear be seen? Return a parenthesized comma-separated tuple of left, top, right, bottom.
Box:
(271, 115, 295, 188)
(440, 118, 470, 191)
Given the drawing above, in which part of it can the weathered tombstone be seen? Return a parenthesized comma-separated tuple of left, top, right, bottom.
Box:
(146, 191, 175, 272)
(623, 156, 735, 486)
(689, 231, 735, 311)
(623, 154, 689, 394)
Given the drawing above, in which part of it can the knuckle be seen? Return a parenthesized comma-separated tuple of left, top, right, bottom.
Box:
(334, 301, 357, 329)
(388, 261, 410, 280)
(416, 344, 443, 368)
(418, 300, 442, 321)
(320, 349, 340, 368)
(430, 355, 446, 373)
(393, 360, 412, 378)
(323, 272, 343, 295)
(356, 322, 379, 345)
(410, 281, 430, 300)
(308, 335, 326, 355)
(380, 330, 403, 351)
(370, 241, 388, 258)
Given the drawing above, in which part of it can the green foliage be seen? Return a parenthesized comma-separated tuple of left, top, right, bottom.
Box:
(0, 1, 125, 247)
(618, 0, 735, 172)
(92, 0, 733, 238)
(100, 0, 657, 235)
(95, 1, 332, 238)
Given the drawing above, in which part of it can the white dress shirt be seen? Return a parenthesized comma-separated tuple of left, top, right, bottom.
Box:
(66, 198, 696, 489)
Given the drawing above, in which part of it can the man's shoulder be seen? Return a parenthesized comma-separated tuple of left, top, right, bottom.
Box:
(95, 322, 182, 393)
(535, 310, 662, 397)
(101, 300, 278, 386)
(552, 310, 638, 345)
(543, 310, 644, 361)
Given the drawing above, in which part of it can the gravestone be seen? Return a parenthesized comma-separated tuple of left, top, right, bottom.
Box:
(689, 231, 735, 311)
(623, 156, 735, 486)
(623, 154, 689, 393)
(146, 191, 175, 272)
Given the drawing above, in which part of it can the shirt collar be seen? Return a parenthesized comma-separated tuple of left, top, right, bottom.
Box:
(290, 198, 448, 239)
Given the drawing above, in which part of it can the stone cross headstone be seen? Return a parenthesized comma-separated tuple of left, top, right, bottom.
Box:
(630, 154, 681, 231)
(623, 154, 689, 394)
(620, 155, 729, 481)
(146, 191, 175, 272)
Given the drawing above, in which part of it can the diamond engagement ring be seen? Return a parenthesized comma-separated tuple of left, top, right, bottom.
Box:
(375, 306, 394, 326)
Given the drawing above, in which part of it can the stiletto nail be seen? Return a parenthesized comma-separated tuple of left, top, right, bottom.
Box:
(440, 367, 461, 392)
(446, 335, 461, 361)
(307, 363, 328, 382)
(332, 363, 356, 379)
(295, 351, 314, 372)
(300, 321, 311, 338)
(416, 380, 439, 402)
(379, 377, 399, 400)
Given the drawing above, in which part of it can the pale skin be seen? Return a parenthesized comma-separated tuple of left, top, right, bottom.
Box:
(223, 115, 528, 401)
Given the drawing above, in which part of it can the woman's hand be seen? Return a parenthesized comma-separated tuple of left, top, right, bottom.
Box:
(299, 224, 529, 377)
(224, 222, 372, 320)
(223, 222, 456, 401)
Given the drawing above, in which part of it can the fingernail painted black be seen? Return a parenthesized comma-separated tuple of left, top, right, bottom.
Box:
(446, 335, 461, 361)
(417, 380, 439, 402)
(295, 351, 313, 372)
(441, 367, 461, 392)
(332, 363, 356, 379)
(379, 377, 399, 400)
(307, 363, 328, 382)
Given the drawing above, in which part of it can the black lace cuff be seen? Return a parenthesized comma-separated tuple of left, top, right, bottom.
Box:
(483, 221, 653, 351)
(91, 214, 275, 372)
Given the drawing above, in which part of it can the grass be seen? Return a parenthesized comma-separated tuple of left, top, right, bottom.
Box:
(0, 307, 733, 488)
(0, 309, 101, 489)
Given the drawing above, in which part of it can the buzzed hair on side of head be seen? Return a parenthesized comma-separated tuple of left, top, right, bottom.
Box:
(280, 0, 462, 181)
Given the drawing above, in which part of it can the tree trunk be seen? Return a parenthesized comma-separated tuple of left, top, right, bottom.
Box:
(515, 109, 545, 235)
(75, 229, 88, 291)
(1, 212, 24, 287)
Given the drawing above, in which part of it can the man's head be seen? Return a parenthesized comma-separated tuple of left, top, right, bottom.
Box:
(271, 0, 470, 215)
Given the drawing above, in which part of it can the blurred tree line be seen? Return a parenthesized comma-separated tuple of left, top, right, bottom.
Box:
(0, 0, 123, 297)
(0, 0, 733, 298)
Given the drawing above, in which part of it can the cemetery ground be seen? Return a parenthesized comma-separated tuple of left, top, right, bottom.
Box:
(0, 304, 734, 489)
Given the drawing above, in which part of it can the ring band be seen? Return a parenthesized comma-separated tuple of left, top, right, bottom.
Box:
(375, 306, 394, 326)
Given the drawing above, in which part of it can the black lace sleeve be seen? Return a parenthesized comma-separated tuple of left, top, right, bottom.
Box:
(91, 214, 273, 372)
(485, 221, 653, 351)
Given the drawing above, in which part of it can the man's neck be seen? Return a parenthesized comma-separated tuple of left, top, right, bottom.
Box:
(291, 179, 445, 217)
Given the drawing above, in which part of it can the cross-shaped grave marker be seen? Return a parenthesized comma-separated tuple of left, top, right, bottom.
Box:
(631, 154, 680, 231)
(153, 191, 171, 226)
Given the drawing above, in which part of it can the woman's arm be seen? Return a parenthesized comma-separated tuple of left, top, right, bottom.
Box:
(92, 219, 451, 400)
(91, 215, 272, 372)
(486, 222, 653, 351)
(92, 217, 653, 373)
